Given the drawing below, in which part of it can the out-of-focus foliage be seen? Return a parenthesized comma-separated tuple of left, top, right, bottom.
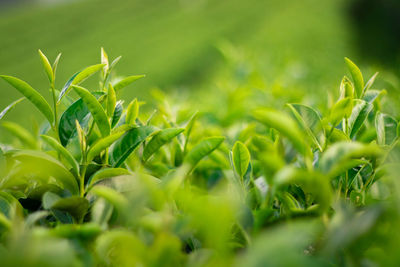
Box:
(0, 48, 399, 266)
(0, 0, 353, 127)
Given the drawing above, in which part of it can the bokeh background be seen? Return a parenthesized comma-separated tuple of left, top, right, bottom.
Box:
(0, 0, 399, 126)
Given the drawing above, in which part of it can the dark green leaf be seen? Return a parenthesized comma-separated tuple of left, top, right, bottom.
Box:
(109, 126, 156, 167)
(143, 128, 184, 162)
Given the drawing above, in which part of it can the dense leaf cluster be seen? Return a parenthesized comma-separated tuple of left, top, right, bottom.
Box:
(0, 49, 399, 266)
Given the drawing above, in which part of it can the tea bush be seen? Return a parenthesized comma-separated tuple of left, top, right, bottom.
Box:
(0, 49, 399, 266)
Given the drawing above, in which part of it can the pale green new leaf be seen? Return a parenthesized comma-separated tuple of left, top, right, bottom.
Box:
(113, 75, 145, 91)
(86, 131, 126, 163)
(345, 57, 364, 98)
(126, 98, 139, 125)
(38, 49, 54, 83)
(232, 141, 250, 178)
(107, 84, 116, 118)
(72, 85, 110, 137)
(330, 97, 353, 127)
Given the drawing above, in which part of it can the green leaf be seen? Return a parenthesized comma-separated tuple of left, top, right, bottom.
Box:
(126, 98, 139, 125)
(274, 167, 332, 212)
(51, 196, 89, 222)
(330, 97, 353, 127)
(72, 85, 110, 137)
(143, 128, 184, 162)
(86, 131, 126, 163)
(87, 168, 131, 190)
(287, 103, 325, 151)
(25, 211, 49, 227)
(40, 135, 79, 176)
(183, 111, 198, 154)
(0, 75, 54, 124)
(6, 150, 78, 194)
(91, 186, 128, 212)
(232, 141, 250, 178)
(185, 136, 225, 169)
(2, 121, 38, 149)
(58, 72, 79, 103)
(0, 98, 24, 120)
(111, 100, 123, 128)
(319, 142, 381, 177)
(107, 84, 116, 118)
(58, 92, 104, 146)
(38, 49, 54, 83)
(363, 89, 386, 104)
(364, 72, 379, 92)
(109, 126, 156, 167)
(57, 64, 105, 102)
(348, 99, 373, 139)
(252, 108, 309, 157)
(339, 76, 354, 99)
(113, 75, 145, 91)
(345, 57, 364, 98)
(52, 53, 62, 77)
(101, 47, 109, 77)
(375, 112, 398, 146)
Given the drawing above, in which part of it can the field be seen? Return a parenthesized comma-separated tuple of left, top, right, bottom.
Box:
(0, 0, 400, 266)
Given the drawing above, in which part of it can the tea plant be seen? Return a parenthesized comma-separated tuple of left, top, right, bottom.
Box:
(0, 49, 399, 266)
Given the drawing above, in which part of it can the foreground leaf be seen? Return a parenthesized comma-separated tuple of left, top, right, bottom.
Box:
(5, 150, 78, 194)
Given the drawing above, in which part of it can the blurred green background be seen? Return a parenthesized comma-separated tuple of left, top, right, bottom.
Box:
(0, 0, 399, 125)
